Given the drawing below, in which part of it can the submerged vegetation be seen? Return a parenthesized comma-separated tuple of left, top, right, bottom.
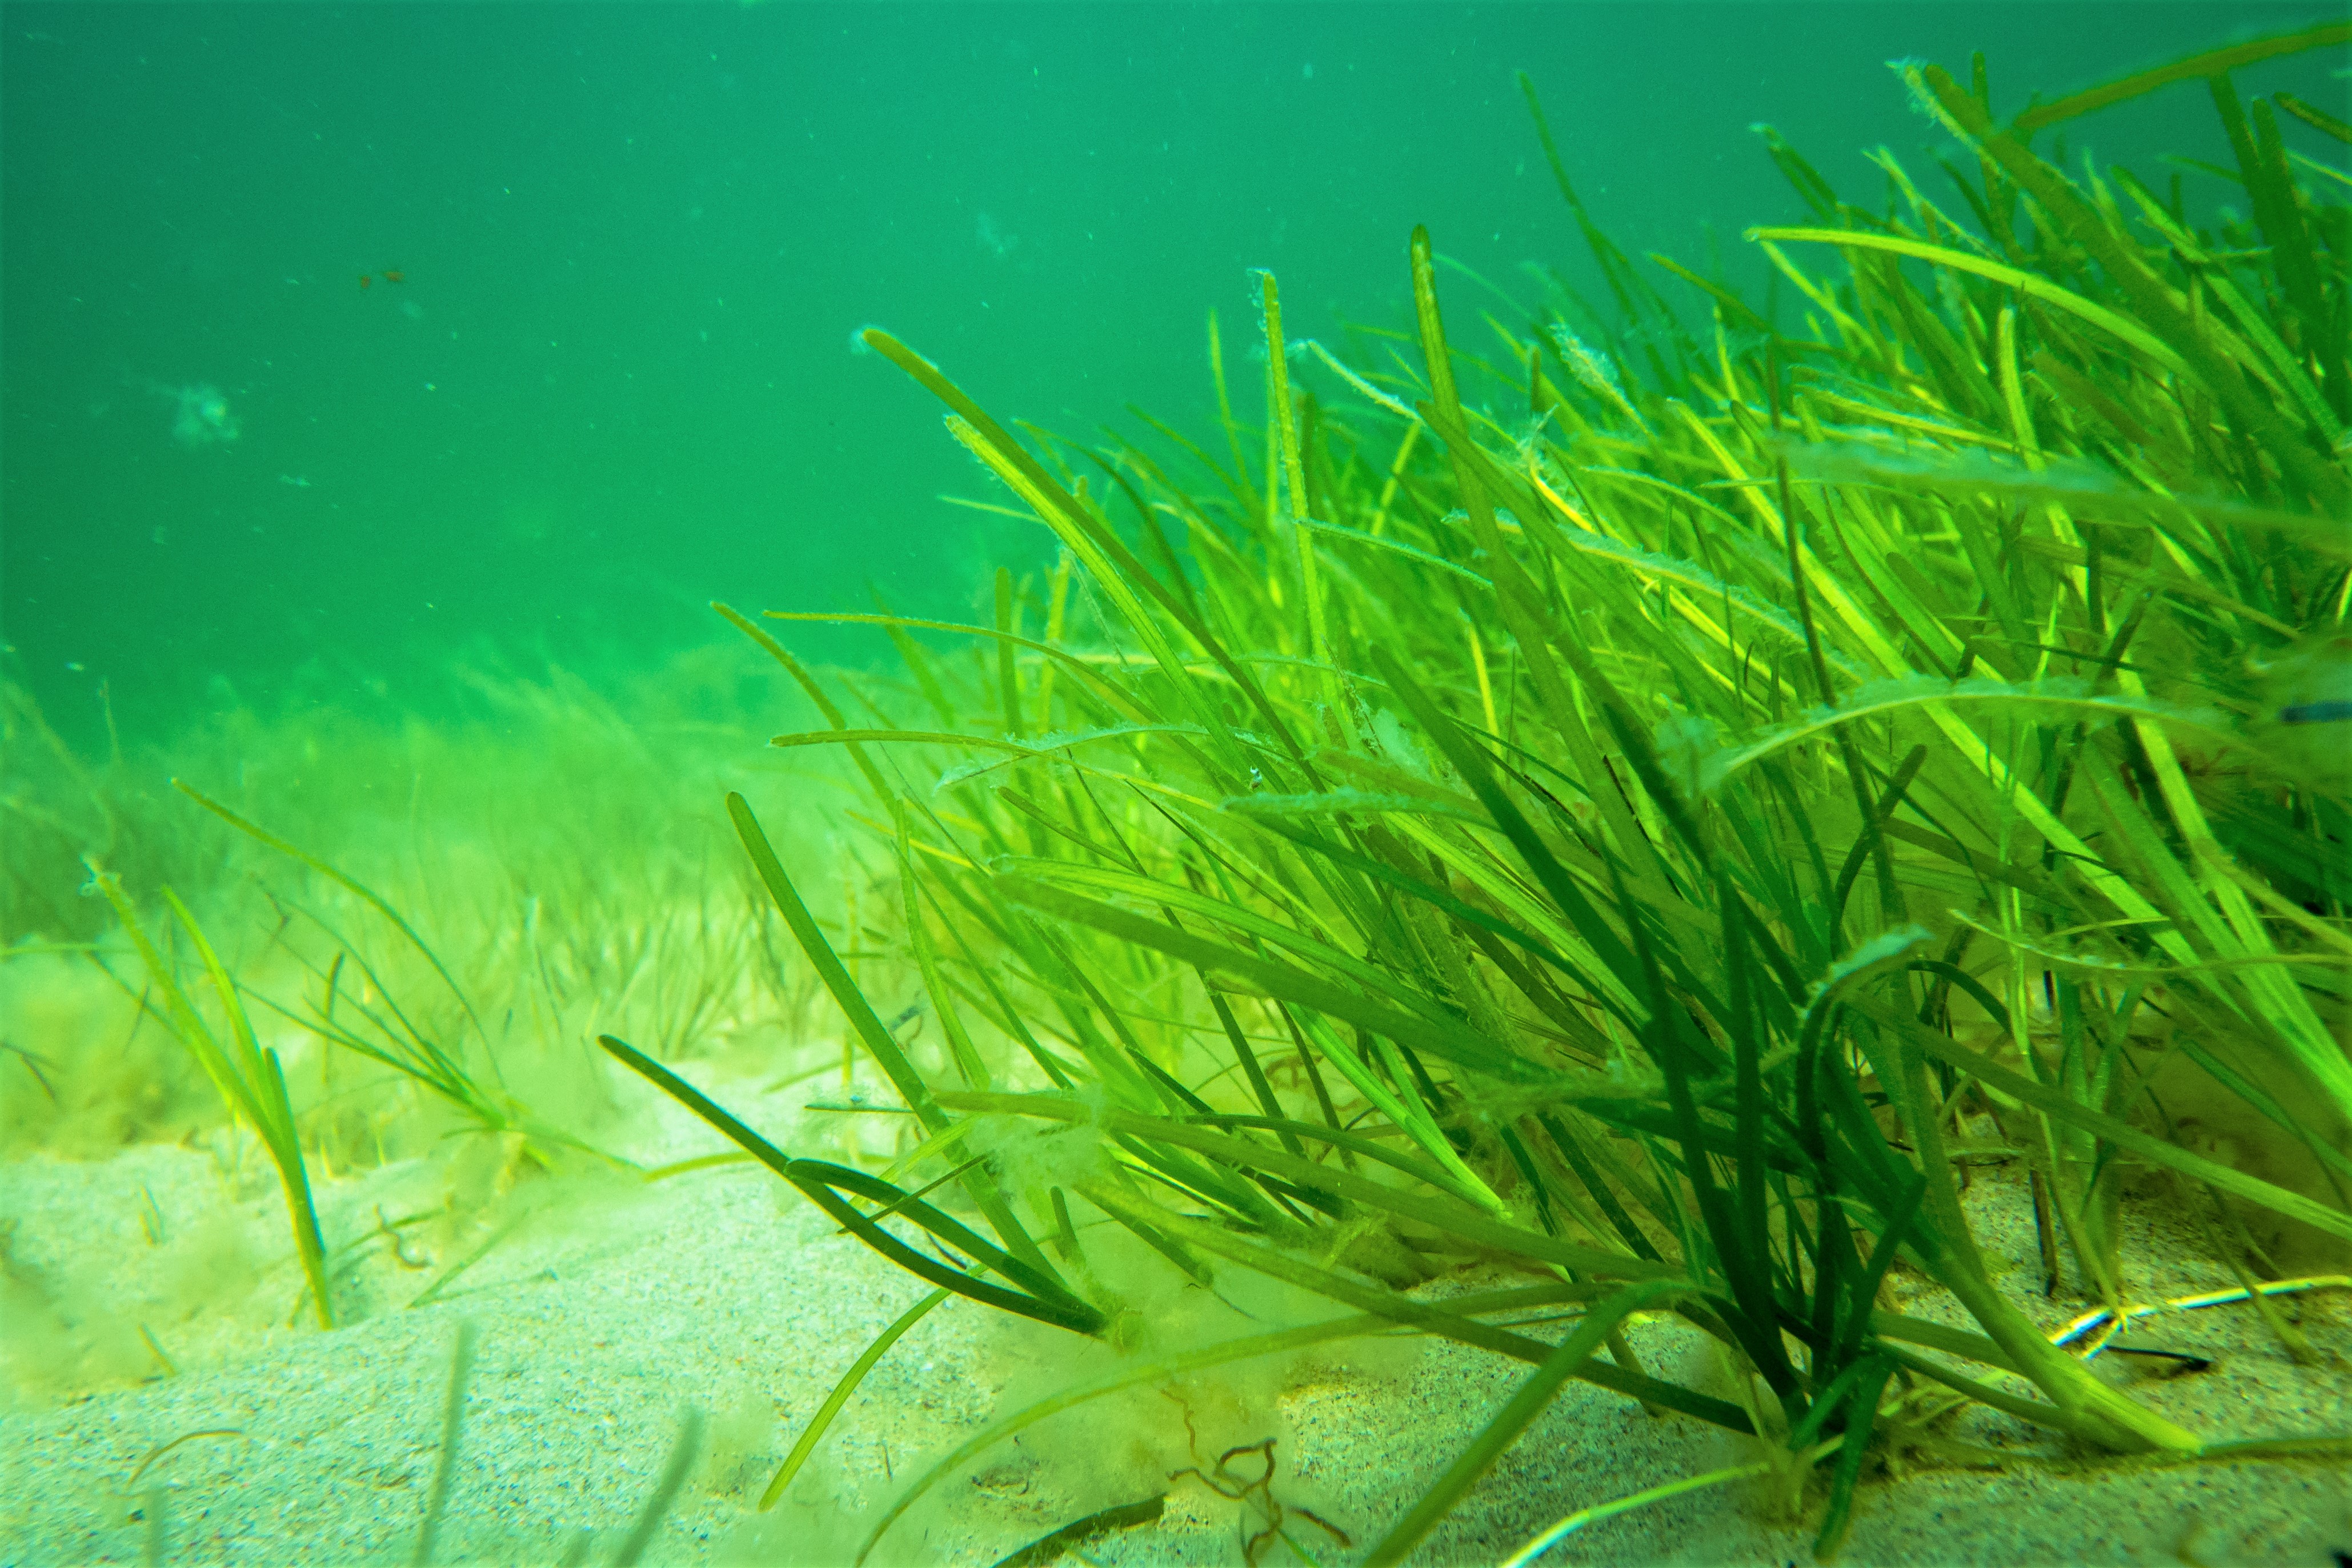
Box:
(6, 19, 2349, 1566)
(592, 23, 2352, 1563)
(0, 650, 842, 1390)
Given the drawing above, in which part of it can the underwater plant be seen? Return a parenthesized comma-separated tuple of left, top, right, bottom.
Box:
(604, 23, 2352, 1563)
(89, 869, 336, 1329)
(0, 644, 858, 1414)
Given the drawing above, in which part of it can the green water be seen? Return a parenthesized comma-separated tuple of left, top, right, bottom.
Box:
(3, 2, 2339, 748)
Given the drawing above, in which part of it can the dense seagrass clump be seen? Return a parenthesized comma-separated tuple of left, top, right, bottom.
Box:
(611, 24, 2352, 1565)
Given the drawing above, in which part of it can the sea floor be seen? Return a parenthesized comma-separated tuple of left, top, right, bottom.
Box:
(3, 1054, 2349, 1567)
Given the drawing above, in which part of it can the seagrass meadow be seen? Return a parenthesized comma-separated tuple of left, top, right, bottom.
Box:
(6, 15, 2352, 1568)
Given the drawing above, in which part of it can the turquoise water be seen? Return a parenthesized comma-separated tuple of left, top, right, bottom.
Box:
(3, 2, 2340, 748)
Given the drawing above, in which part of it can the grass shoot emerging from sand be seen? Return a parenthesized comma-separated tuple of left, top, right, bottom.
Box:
(90, 871, 338, 1330)
(604, 22, 2352, 1564)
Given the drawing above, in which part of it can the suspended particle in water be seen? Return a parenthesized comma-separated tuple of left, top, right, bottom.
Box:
(166, 383, 239, 447)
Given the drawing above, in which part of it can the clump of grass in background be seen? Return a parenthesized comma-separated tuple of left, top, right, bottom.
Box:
(1, 647, 849, 1389)
(611, 24, 2352, 1563)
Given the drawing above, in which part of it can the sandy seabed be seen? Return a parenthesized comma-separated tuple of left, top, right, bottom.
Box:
(4, 1052, 2349, 1568)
